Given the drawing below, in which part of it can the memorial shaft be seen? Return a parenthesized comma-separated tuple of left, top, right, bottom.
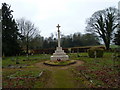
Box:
(57, 24, 61, 47)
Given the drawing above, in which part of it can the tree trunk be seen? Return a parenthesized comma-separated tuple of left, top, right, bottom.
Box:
(102, 36, 110, 50)
(26, 36, 29, 54)
(105, 43, 110, 50)
(104, 39, 110, 50)
(26, 43, 28, 54)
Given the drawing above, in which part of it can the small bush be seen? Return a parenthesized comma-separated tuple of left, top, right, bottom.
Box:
(88, 47, 104, 58)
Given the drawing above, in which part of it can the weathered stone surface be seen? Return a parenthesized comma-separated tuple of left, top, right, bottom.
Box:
(50, 47, 69, 61)
(50, 24, 69, 61)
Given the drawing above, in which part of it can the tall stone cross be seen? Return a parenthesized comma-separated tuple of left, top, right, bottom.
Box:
(56, 24, 61, 47)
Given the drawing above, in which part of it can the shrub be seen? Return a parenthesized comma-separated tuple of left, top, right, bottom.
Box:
(88, 47, 104, 58)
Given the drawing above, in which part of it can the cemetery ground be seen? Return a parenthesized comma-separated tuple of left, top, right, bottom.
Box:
(2, 52, 120, 88)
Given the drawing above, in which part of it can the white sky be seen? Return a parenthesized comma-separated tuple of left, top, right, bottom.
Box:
(0, 0, 119, 37)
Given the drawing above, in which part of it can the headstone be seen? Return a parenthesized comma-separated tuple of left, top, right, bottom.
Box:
(94, 51, 97, 58)
(50, 24, 69, 61)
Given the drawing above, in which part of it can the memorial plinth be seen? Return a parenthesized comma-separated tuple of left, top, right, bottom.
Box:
(50, 24, 69, 61)
(51, 47, 69, 61)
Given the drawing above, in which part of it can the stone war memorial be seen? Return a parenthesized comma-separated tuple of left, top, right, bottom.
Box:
(44, 24, 76, 66)
(50, 24, 69, 61)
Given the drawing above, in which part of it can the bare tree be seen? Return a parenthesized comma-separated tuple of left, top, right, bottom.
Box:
(17, 18, 39, 54)
(86, 7, 118, 50)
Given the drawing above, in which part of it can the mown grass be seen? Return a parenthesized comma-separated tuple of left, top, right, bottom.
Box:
(2, 52, 120, 88)
(70, 52, 120, 88)
(10, 70, 41, 77)
(2, 68, 51, 88)
(52, 69, 76, 88)
(2, 54, 52, 88)
(2, 54, 51, 67)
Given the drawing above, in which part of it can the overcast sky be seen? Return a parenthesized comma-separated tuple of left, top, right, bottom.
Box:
(0, 0, 119, 37)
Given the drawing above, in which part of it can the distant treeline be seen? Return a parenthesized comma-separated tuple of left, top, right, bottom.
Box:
(29, 33, 101, 50)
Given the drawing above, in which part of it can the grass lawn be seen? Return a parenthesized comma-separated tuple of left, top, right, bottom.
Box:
(48, 69, 76, 88)
(2, 54, 51, 67)
(70, 52, 120, 88)
(2, 68, 51, 88)
(2, 52, 120, 88)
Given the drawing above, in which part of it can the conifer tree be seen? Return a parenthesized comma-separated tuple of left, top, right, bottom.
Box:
(2, 3, 21, 56)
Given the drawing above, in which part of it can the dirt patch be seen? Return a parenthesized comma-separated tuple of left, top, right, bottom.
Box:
(34, 60, 84, 70)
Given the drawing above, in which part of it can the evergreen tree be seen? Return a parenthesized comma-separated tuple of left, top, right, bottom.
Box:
(2, 3, 21, 56)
